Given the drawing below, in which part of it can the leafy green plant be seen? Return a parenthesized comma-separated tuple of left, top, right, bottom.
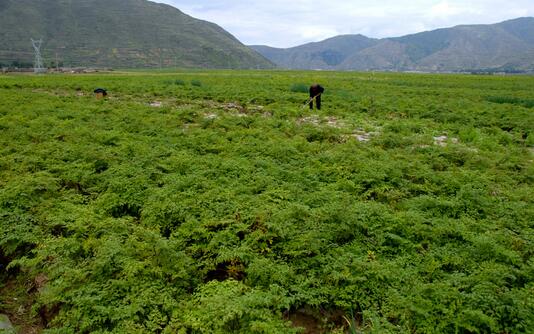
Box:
(486, 95, 534, 108)
(290, 83, 308, 93)
(0, 70, 532, 333)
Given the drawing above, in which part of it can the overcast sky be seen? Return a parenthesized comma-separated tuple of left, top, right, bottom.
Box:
(156, 0, 534, 48)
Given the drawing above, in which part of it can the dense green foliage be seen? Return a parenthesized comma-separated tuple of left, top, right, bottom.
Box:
(1, 70, 533, 333)
(486, 96, 534, 109)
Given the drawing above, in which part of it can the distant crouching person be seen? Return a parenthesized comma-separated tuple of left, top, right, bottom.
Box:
(309, 84, 324, 110)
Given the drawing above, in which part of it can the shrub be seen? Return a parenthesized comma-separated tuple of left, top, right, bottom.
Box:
(486, 96, 534, 108)
(290, 83, 308, 93)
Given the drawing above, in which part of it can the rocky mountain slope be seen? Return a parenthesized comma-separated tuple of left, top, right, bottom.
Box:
(251, 17, 534, 72)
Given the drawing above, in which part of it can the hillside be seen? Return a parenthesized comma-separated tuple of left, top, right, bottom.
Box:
(250, 35, 378, 70)
(0, 0, 274, 69)
(251, 17, 534, 72)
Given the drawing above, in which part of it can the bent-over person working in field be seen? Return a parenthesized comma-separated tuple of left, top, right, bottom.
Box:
(309, 84, 324, 110)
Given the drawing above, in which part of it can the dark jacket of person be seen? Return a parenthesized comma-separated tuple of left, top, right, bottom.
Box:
(309, 84, 324, 110)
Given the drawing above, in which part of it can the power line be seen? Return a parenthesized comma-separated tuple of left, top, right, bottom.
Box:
(0, 50, 34, 55)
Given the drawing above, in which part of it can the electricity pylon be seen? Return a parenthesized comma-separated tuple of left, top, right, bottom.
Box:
(31, 38, 46, 73)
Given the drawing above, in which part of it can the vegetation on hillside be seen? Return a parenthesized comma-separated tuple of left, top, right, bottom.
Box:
(0, 70, 533, 333)
(0, 0, 273, 69)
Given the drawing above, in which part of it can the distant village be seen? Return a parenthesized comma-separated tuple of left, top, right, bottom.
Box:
(1, 64, 528, 76)
(1, 65, 113, 74)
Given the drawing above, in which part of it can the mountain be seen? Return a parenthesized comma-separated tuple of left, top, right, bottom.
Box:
(0, 0, 274, 69)
(250, 35, 378, 70)
(251, 17, 534, 73)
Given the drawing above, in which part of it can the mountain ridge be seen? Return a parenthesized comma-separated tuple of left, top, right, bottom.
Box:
(250, 17, 534, 72)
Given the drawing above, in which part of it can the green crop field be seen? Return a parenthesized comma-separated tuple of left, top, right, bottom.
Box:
(1, 70, 533, 334)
